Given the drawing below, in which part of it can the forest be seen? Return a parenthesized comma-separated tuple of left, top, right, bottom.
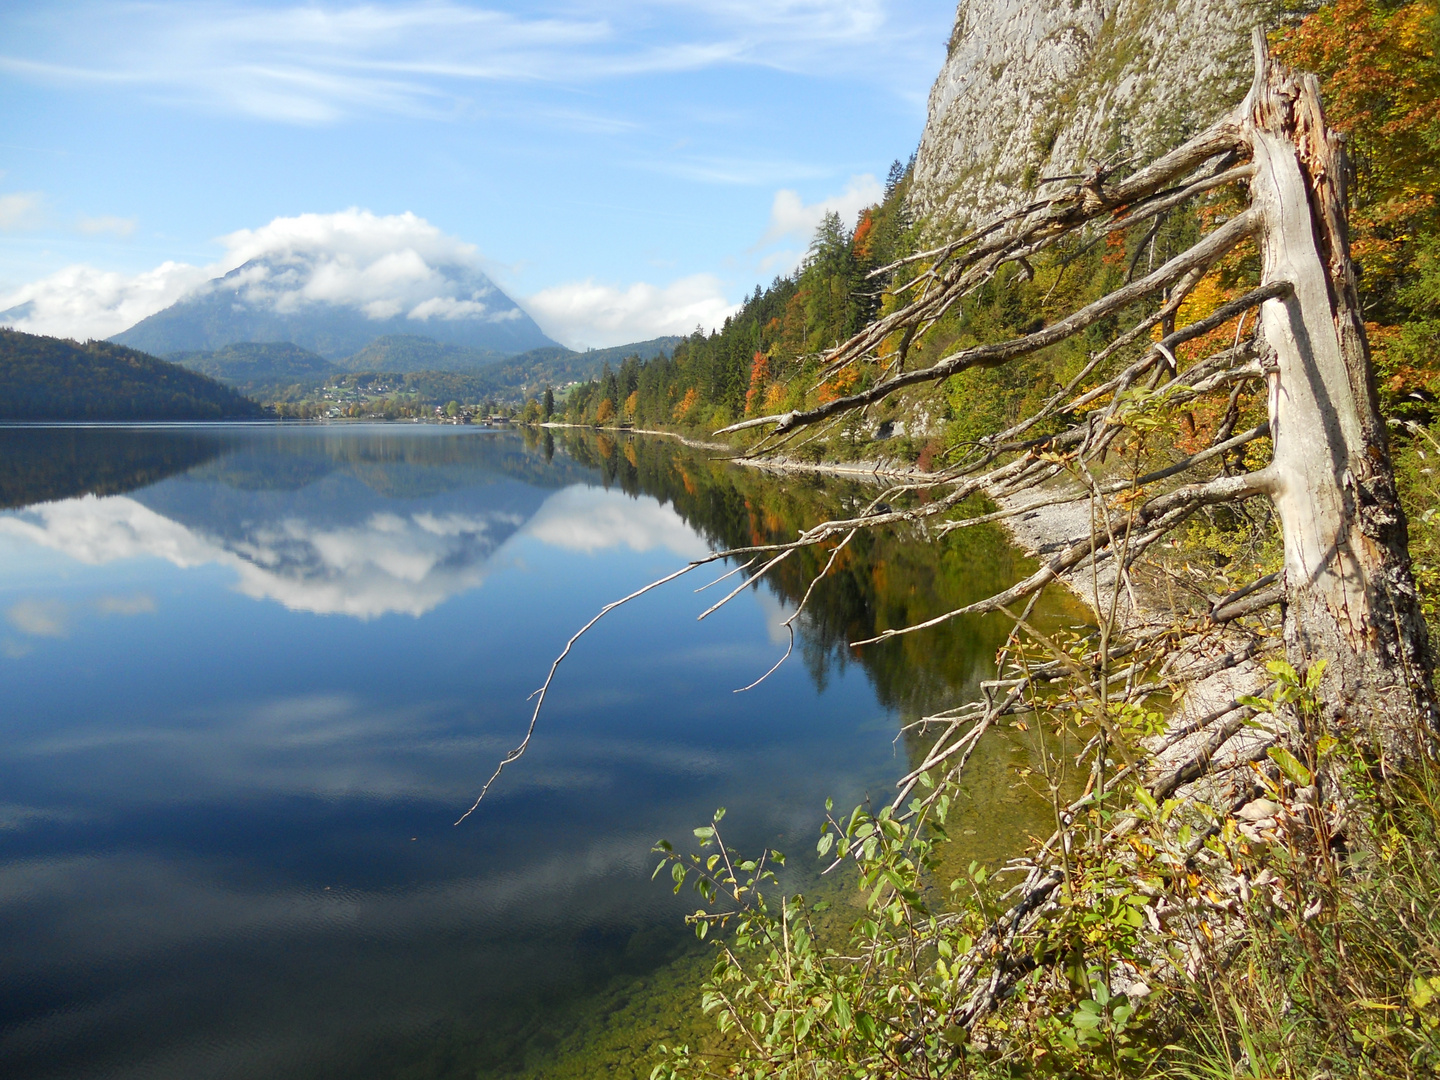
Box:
(0, 329, 265, 421)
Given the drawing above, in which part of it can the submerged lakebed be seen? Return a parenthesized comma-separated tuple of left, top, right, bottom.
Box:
(0, 424, 1076, 1079)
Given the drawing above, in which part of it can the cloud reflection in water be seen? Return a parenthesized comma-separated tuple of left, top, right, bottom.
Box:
(0, 482, 711, 620)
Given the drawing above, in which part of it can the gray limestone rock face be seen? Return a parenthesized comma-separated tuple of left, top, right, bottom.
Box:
(910, 0, 1280, 233)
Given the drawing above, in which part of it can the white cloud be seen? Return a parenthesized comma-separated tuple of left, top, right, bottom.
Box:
(522, 486, 710, 559)
(219, 208, 474, 269)
(0, 191, 44, 231)
(758, 174, 884, 249)
(0, 2, 934, 124)
(75, 214, 136, 237)
(208, 209, 517, 324)
(525, 273, 737, 349)
(0, 260, 213, 341)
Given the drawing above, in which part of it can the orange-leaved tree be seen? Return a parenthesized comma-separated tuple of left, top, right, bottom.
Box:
(1276, 0, 1440, 406)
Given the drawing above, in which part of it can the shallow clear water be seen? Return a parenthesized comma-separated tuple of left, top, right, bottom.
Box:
(0, 425, 1067, 1079)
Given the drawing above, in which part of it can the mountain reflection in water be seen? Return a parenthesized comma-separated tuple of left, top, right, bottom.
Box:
(0, 425, 1077, 1080)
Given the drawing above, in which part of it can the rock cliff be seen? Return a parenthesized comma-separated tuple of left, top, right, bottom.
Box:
(909, 0, 1281, 231)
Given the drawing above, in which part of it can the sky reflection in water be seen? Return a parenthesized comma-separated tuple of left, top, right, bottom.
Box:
(0, 426, 1052, 1080)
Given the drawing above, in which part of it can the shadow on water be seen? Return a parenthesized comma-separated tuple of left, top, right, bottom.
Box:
(0, 424, 1087, 1080)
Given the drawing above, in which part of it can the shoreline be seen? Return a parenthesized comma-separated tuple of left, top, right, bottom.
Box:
(561, 421, 1270, 803)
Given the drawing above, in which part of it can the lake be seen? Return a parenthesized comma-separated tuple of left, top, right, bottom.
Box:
(0, 424, 1072, 1079)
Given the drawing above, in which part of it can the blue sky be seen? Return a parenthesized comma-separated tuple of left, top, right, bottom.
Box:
(0, 1, 954, 348)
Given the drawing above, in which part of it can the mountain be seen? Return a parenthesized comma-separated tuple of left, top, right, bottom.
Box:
(0, 329, 265, 420)
(910, 0, 1275, 229)
(109, 256, 560, 359)
(167, 341, 339, 398)
(471, 336, 684, 394)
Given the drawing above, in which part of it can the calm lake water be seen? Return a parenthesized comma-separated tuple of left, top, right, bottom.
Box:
(0, 425, 1069, 1080)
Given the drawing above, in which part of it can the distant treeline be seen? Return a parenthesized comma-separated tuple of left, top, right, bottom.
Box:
(0, 330, 265, 421)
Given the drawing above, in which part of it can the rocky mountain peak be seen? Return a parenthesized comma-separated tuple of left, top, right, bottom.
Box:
(909, 0, 1280, 233)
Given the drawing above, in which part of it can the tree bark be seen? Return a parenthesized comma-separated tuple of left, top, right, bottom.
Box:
(1246, 30, 1436, 760)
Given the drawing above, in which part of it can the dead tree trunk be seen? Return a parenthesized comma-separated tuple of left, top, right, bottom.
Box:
(1246, 30, 1436, 760)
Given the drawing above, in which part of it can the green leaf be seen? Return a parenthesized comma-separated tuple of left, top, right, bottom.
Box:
(1265, 659, 1299, 684)
(1410, 975, 1440, 1010)
(1268, 746, 1314, 787)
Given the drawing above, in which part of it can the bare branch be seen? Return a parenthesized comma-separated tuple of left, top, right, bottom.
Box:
(720, 210, 1258, 441)
(456, 560, 704, 824)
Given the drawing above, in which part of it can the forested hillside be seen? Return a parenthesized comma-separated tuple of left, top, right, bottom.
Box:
(0, 330, 265, 420)
(168, 341, 338, 400)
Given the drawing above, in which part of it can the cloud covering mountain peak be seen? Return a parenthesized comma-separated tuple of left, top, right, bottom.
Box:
(99, 209, 556, 357)
(215, 209, 506, 321)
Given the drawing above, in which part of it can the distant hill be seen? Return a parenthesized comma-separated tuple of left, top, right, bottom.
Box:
(326, 337, 685, 409)
(168, 341, 339, 398)
(128, 331, 685, 408)
(339, 335, 505, 374)
(475, 336, 683, 395)
(0, 329, 265, 420)
(306, 335, 685, 407)
(107, 256, 559, 359)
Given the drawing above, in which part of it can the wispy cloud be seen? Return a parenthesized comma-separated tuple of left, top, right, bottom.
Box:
(645, 155, 834, 187)
(0, 191, 44, 231)
(7, 597, 68, 638)
(0, 1, 935, 124)
(75, 213, 136, 237)
(94, 592, 157, 616)
(524, 273, 737, 348)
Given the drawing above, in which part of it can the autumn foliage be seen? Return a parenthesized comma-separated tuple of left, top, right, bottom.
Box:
(1276, 1, 1440, 406)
